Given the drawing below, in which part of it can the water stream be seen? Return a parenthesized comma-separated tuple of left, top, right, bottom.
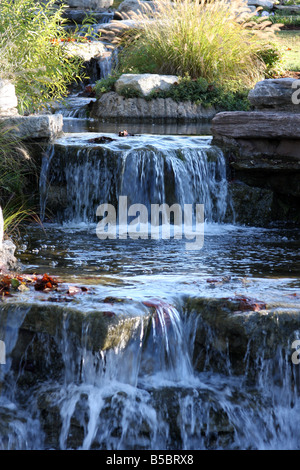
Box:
(0, 115, 300, 450)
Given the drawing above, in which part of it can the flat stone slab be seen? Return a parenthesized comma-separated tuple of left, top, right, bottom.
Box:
(211, 111, 300, 140)
(0, 114, 63, 140)
(274, 4, 300, 13)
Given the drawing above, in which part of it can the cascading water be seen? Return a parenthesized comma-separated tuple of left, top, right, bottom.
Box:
(39, 134, 229, 225)
(1, 296, 300, 450)
(2, 102, 300, 450)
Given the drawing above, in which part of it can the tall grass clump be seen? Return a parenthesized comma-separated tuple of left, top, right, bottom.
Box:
(112, 0, 283, 89)
(0, 122, 37, 236)
(0, 0, 84, 113)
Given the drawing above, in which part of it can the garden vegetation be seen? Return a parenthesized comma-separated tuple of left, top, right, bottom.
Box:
(0, 0, 84, 114)
(96, 0, 285, 107)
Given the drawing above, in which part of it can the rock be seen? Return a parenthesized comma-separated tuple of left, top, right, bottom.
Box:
(211, 111, 300, 140)
(0, 239, 19, 271)
(228, 181, 274, 226)
(187, 296, 300, 376)
(274, 4, 300, 13)
(0, 206, 18, 272)
(65, 41, 106, 63)
(0, 207, 18, 272)
(248, 78, 300, 112)
(211, 110, 300, 223)
(247, 0, 275, 9)
(64, 0, 113, 9)
(96, 18, 143, 39)
(117, 0, 154, 15)
(62, 9, 113, 24)
(115, 73, 179, 97)
(0, 114, 63, 141)
(90, 91, 217, 120)
(0, 80, 18, 117)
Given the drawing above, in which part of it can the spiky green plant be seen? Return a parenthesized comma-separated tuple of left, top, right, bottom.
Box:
(110, 0, 283, 89)
(0, 121, 37, 237)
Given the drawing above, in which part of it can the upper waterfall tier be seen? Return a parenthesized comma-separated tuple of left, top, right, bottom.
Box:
(39, 133, 229, 224)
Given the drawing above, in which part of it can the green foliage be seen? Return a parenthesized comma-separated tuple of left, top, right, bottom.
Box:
(0, 123, 34, 201)
(116, 0, 283, 89)
(0, 0, 85, 113)
(256, 42, 286, 77)
(0, 122, 37, 236)
(146, 75, 250, 111)
(117, 86, 143, 98)
(147, 76, 209, 102)
(270, 14, 300, 26)
(95, 74, 120, 96)
(282, 0, 300, 4)
(95, 73, 250, 111)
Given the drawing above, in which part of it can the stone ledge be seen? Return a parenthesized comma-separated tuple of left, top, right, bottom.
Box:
(0, 114, 63, 141)
(211, 111, 300, 141)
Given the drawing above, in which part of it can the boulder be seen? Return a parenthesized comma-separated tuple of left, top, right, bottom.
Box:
(90, 91, 217, 120)
(274, 4, 300, 13)
(211, 110, 300, 221)
(117, 0, 155, 15)
(247, 0, 276, 8)
(0, 80, 18, 117)
(0, 239, 19, 271)
(115, 73, 179, 97)
(227, 181, 274, 227)
(96, 18, 144, 39)
(248, 78, 300, 112)
(0, 114, 63, 141)
(64, 0, 113, 9)
(0, 206, 19, 271)
(66, 41, 106, 63)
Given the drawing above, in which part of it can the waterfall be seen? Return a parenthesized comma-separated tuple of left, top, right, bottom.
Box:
(40, 136, 229, 225)
(39, 145, 55, 222)
(50, 300, 200, 450)
(98, 49, 118, 79)
(1, 298, 300, 449)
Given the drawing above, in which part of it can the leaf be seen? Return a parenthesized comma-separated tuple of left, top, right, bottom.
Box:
(11, 278, 20, 289)
(34, 273, 59, 291)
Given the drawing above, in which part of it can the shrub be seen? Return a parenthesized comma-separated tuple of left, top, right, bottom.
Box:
(94, 73, 120, 96)
(146, 75, 250, 110)
(0, 0, 84, 113)
(113, 0, 283, 89)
